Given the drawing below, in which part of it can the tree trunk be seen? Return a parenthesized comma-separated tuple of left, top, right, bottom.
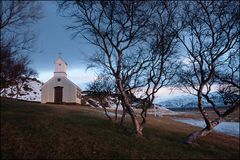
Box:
(103, 106, 112, 121)
(114, 99, 120, 121)
(16, 83, 21, 99)
(115, 50, 142, 136)
(120, 108, 126, 126)
(16, 80, 25, 100)
(10, 86, 15, 98)
(139, 100, 149, 134)
(129, 110, 142, 136)
(126, 105, 142, 136)
(16, 86, 19, 99)
(99, 97, 112, 121)
(184, 118, 222, 144)
(184, 127, 212, 144)
(124, 99, 142, 136)
(197, 89, 212, 129)
(203, 94, 220, 116)
(185, 101, 239, 144)
(116, 77, 142, 136)
(184, 87, 220, 144)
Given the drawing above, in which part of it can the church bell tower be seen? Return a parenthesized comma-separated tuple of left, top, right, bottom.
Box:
(54, 56, 67, 77)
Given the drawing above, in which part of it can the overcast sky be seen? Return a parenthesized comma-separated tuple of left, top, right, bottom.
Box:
(29, 1, 187, 98)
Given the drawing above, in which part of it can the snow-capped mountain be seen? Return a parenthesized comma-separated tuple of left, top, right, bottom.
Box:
(155, 93, 225, 108)
(0, 78, 43, 102)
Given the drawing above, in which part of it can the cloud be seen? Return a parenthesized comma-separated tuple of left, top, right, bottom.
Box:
(68, 68, 97, 87)
(38, 70, 52, 83)
(38, 68, 97, 89)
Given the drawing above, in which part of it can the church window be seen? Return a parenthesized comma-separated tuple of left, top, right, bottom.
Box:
(57, 78, 61, 82)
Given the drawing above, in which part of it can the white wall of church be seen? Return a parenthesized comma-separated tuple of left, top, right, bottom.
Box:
(41, 76, 81, 104)
(41, 57, 81, 104)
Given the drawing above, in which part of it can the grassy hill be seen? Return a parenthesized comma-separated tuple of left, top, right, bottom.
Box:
(1, 98, 239, 159)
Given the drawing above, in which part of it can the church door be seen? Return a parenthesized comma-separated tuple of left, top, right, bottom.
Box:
(54, 86, 63, 103)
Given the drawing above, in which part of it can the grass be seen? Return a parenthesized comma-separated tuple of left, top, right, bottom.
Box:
(1, 98, 239, 159)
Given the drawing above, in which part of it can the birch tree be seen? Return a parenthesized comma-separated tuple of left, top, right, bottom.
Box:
(177, 1, 239, 144)
(59, 1, 155, 135)
(59, 0, 185, 135)
(135, 1, 182, 133)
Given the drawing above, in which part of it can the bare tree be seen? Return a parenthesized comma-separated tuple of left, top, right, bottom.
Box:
(132, 1, 182, 133)
(86, 74, 115, 121)
(59, 1, 156, 136)
(0, 49, 37, 97)
(1, 1, 42, 54)
(0, 1, 42, 93)
(177, 1, 239, 144)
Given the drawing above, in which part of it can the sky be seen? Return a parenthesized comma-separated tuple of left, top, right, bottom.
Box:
(31, 2, 97, 89)
(30, 1, 187, 98)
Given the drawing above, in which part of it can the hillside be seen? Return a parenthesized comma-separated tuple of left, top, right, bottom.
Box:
(1, 98, 239, 159)
(0, 78, 43, 101)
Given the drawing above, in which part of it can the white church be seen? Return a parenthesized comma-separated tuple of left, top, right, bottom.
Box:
(41, 57, 81, 104)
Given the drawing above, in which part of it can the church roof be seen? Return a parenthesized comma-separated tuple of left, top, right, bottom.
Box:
(55, 57, 68, 65)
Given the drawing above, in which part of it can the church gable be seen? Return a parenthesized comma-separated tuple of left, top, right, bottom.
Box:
(41, 56, 81, 104)
(42, 76, 76, 89)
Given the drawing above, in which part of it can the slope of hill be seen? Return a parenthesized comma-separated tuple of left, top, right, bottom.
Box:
(1, 98, 239, 159)
(0, 78, 43, 102)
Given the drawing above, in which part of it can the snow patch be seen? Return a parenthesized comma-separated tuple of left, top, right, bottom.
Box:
(106, 112, 122, 117)
(87, 98, 103, 108)
(1, 78, 43, 102)
(147, 105, 181, 117)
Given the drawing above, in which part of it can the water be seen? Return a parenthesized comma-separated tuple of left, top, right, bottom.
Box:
(174, 118, 239, 137)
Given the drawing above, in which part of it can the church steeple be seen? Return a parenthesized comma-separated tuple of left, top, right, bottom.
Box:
(54, 55, 67, 77)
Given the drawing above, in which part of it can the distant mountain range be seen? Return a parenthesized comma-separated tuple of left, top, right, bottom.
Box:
(155, 93, 225, 108)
